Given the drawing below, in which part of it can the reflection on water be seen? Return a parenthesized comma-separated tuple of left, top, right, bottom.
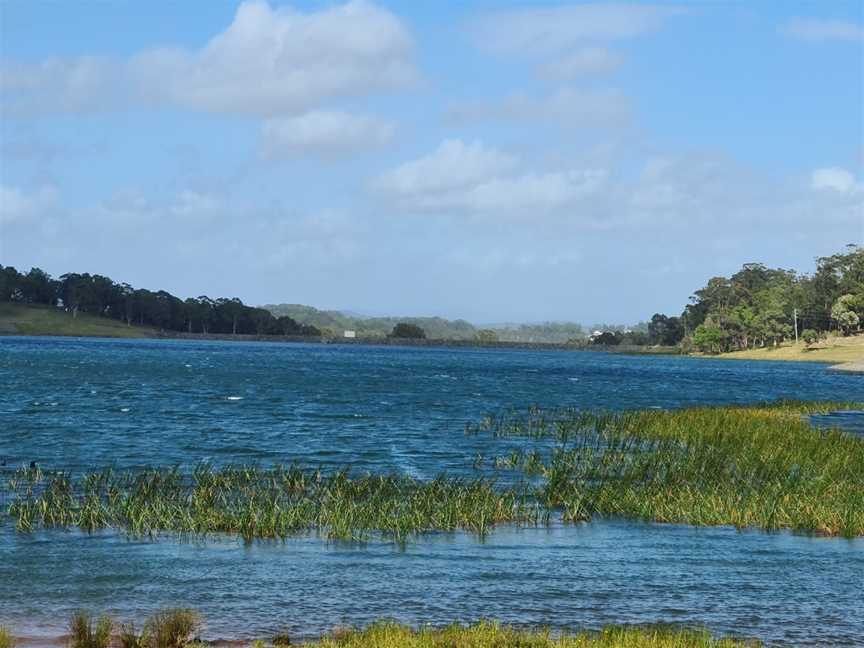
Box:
(1, 337, 862, 646)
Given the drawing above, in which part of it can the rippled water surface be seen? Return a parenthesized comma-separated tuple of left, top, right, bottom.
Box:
(1, 336, 863, 645)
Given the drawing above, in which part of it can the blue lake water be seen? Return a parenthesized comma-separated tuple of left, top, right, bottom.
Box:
(1, 336, 863, 645)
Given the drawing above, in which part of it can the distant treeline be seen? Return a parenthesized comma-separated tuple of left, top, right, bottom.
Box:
(0, 267, 321, 337)
(3, 244, 860, 349)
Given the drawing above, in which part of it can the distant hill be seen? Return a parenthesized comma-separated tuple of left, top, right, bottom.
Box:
(261, 303, 591, 343)
(261, 303, 479, 340)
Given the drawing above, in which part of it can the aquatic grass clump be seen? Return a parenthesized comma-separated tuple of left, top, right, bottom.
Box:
(3, 401, 862, 540)
(474, 401, 864, 538)
(306, 621, 759, 647)
(144, 609, 199, 648)
(69, 612, 113, 648)
(3, 465, 542, 544)
(0, 627, 14, 648)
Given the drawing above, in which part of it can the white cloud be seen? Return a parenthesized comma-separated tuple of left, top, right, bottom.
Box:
(1, 0, 416, 117)
(811, 167, 859, 193)
(372, 138, 607, 214)
(371, 139, 518, 198)
(779, 18, 864, 42)
(259, 111, 395, 159)
(449, 87, 630, 127)
(0, 185, 56, 225)
(471, 4, 684, 55)
(0, 57, 122, 114)
(536, 47, 624, 79)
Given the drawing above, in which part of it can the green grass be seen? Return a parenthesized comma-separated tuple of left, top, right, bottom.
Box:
(0, 303, 155, 338)
(472, 401, 864, 538)
(2, 614, 760, 648)
(3, 402, 862, 540)
(305, 621, 758, 648)
(0, 627, 14, 648)
(69, 611, 113, 648)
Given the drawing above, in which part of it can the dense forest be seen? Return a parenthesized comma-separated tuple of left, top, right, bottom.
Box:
(0, 267, 321, 337)
(678, 245, 863, 353)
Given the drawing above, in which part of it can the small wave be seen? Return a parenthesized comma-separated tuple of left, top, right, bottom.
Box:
(568, 377, 579, 382)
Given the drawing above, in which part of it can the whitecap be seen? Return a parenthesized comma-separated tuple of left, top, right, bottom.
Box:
(184, 364, 192, 368)
(226, 396, 244, 401)
(568, 378, 579, 382)
(120, 407, 130, 413)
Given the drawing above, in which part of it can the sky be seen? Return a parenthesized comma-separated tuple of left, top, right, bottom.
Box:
(1, 0, 862, 324)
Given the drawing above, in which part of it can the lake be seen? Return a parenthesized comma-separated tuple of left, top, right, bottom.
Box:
(1, 337, 862, 645)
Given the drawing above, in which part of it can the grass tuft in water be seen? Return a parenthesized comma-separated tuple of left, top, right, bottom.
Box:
(0, 627, 14, 648)
(69, 612, 113, 648)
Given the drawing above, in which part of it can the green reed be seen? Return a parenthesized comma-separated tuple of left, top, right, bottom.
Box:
(0, 612, 760, 648)
(3, 401, 862, 540)
(471, 400, 864, 537)
(3, 465, 542, 544)
(308, 620, 759, 648)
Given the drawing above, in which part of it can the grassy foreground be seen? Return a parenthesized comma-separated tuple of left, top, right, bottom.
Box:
(710, 333, 864, 364)
(3, 402, 862, 540)
(0, 303, 155, 338)
(307, 622, 756, 648)
(0, 615, 759, 648)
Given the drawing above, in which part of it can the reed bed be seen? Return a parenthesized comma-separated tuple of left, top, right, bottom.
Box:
(470, 400, 864, 538)
(2, 465, 542, 544)
(2, 401, 861, 540)
(306, 621, 759, 647)
(2, 613, 759, 648)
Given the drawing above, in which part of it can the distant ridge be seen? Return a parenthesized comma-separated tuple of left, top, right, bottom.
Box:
(260, 303, 590, 343)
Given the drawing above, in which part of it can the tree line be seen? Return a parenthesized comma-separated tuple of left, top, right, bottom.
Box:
(646, 244, 863, 354)
(0, 266, 321, 337)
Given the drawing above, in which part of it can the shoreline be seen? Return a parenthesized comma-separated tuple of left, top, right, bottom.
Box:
(0, 329, 681, 355)
(2, 619, 761, 648)
(830, 361, 864, 373)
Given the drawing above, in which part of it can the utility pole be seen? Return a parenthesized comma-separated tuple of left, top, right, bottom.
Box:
(793, 308, 798, 344)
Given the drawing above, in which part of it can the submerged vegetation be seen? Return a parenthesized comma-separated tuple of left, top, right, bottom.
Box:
(2, 402, 862, 541)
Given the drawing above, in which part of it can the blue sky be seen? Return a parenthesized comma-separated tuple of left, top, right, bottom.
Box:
(1, 0, 862, 323)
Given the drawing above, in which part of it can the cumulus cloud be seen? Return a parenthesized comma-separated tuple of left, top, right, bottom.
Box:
(449, 87, 630, 128)
(372, 142, 863, 242)
(471, 3, 685, 55)
(779, 18, 864, 42)
(1, 0, 416, 117)
(811, 167, 859, 193)
(371, 138, 607, 214)
(0, 185, 57, 225)
(259, 111, 395, 159)
(536, 47, 624, 79)
(371, 139, 518, 198)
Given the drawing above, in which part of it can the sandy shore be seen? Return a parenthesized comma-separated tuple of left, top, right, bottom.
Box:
(830, 361, 864, 373)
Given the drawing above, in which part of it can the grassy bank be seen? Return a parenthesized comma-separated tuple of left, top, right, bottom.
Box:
(0, 304, 155, 338)
(4, 402, 862, 539)
(0, 614, 759, 648)
(708, 333, 864, 364)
